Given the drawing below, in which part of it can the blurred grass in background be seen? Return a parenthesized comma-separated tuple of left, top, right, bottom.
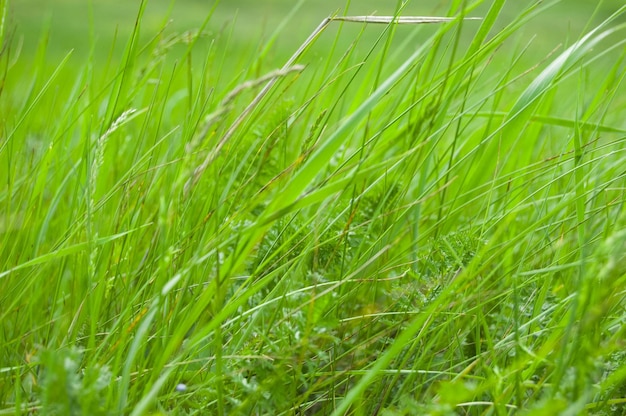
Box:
(10, 0, 625, 64)
(8, 0, 624, 148)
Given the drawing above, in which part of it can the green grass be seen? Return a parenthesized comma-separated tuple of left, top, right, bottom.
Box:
(2, 0, 626, 414)
(9, 0, 625, 62)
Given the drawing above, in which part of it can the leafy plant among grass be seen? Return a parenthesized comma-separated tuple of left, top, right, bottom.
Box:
(2, 0, 626, 414)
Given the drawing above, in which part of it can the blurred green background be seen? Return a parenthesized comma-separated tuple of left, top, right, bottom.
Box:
(8, 0, 625, 65)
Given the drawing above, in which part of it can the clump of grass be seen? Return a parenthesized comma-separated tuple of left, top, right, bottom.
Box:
(2, 0, 626, 415)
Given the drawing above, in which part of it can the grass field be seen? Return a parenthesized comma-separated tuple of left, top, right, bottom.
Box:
(2, 0, 626, 414)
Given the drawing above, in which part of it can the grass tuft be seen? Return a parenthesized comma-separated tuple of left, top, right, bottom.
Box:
(2, 0, 626, 414)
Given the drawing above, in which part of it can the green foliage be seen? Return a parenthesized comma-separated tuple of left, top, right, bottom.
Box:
(40, 348, 112, 416)
(2, 0, 626, 415)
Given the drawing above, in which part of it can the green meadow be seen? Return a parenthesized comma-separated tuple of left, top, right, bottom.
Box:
(2, 0, 626, 414)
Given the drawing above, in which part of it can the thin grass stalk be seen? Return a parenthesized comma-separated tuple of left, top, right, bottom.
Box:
(183, 17, 333, 194)
(184, 14, 480, 194)
(0, 0, 7, 50)
(550, 71, 589, 397)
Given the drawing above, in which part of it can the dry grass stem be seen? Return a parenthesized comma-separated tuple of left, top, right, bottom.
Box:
(331, 16, 481, 24)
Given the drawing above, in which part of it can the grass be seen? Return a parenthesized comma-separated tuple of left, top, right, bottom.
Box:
(2, 0, 626, 414)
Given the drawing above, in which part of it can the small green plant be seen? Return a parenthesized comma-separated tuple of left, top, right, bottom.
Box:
(40, 348, 112, 416)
